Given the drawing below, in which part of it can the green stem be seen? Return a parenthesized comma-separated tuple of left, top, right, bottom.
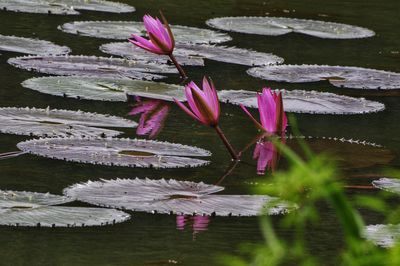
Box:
(214, 125, 239, 161)
(168, 53, 187, 80)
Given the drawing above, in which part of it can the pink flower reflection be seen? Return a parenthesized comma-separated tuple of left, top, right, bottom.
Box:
(176, 215, 210, 233)
(253, 137, 285, 175)
(129, 97, 170, 139)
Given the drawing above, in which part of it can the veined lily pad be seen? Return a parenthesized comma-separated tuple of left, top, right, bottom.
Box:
(247, 65, 400, 90)
(59, 21, 232, 44)
(0, 107, 136, 137)
(22, 76, 185, 102)
(100, 42, 205, 66)
(8, 55, 173, 80)
(101, 42, 283, 66)
(64, 178, 294, 216)
(364, 224, 400, 248)
(206, 16, 375, 39)
(17, 137, 211, 169)
(0, 0, 135, 15)
(0, 190, 73, 208)
(218, 89, 385, 114)
(0, 35, 71, 55)
(0, 190, 130, 227)
(372, 178, 400, 194)
(175, 43, 283, 66)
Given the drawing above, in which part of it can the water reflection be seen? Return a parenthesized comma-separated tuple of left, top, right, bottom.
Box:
(128, 96, 170, 139)
(176, 215, 210, 239)
(252, 138, 284, 175)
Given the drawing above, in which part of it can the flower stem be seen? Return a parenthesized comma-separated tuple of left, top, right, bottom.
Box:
(168, 53, 187, 80)
(214, 125, 239, 161)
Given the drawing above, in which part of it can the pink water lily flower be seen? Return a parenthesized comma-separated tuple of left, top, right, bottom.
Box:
(129, 14, 174, 55)
(174, 77, 238, 160)
(174, 77, 220, 127)
(240, 88, 288, 133)
(128, 12, 187, 79)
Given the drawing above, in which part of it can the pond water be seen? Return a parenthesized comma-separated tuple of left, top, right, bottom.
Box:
(0, 0, 399, 265)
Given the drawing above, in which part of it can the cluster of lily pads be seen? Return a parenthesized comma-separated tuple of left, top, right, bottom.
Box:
(0, 0, 398, 241)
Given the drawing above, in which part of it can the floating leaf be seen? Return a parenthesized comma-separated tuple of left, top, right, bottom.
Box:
(22, 76, 185, 102)
(0, 190, 73, 208)
(175, 43, 283, 66)
(288, 136, 393, 169)
(0, 35, 71, 55)
(0, 0, 135, 15)
(0, 190, 130, 227)
(59, 21, 232, 44)
(364, 224, 400, 248)
(218, 89, 385, 114)
(247, 65, 400, 90)
(100, 42, 283, 66)
(64, 178, 294, 216)
(372, 178, 400, 194)
(0, 206, 130, 227)
(0, 107, 136, 138)
(17, 137, 211, 169)
(100, 42, 205, 66)
(206, 16, 375, 39)
(8, 55, 174, 79)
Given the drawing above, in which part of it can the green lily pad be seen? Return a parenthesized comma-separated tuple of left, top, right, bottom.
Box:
(64, 178, 295, 216)
(17, 137, 211, 169)
(0, 190, 130, 227)
(364, 224, 400, 248)
(59, 21, 232, 44)
(0, 107, 136, 137)
(8, 55, 173, 79)
(101, 42, 283, 66)
(22, 76, 185, 102)
(0, 35, 71, 55)
(218, 89, 385, 114)
(0, 0, 135, 15)
(206, 16, 375, 39)
(100, 42, 205, 66)
(247, 65, 400, 90)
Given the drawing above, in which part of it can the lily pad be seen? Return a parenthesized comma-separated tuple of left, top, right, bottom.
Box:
(0, 0, 135, 15)
(218, 89, 385, 114)
(372, 178, 400, 194)
(17, 137, 211, 169)
(0, 190, 130, 227)
(22, 76, 185, 102)
(0, 107, 136, 138)
(206, 16, 375, 39)
(289, 136, 393, 169)
(364, 224, 400, 248)
(100, 42, 205, 66)
(0, 35, 71, 55)
(8, 55, 173, 80)
(0, 190, 73, 208)
(64, 178, 294, 216)
(101, 42, 283, 66)
(59, 21, 232, 44)
(247, 65, 400, 90)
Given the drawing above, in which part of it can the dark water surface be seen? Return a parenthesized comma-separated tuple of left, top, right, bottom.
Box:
(0, 0, 399, 265)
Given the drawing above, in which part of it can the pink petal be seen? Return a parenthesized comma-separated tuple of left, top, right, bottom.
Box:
(129, 35, 162, 54)
(174, 98, 201, 123)
(240, 104, 264, 130)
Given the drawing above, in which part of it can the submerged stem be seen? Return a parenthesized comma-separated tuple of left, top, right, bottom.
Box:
(168, 53, 187, 80)
(0, 151, 26, 160)
(214, 125, 239, 161)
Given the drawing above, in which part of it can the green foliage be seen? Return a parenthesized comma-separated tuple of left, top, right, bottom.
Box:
(222, 130, 400, 266)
